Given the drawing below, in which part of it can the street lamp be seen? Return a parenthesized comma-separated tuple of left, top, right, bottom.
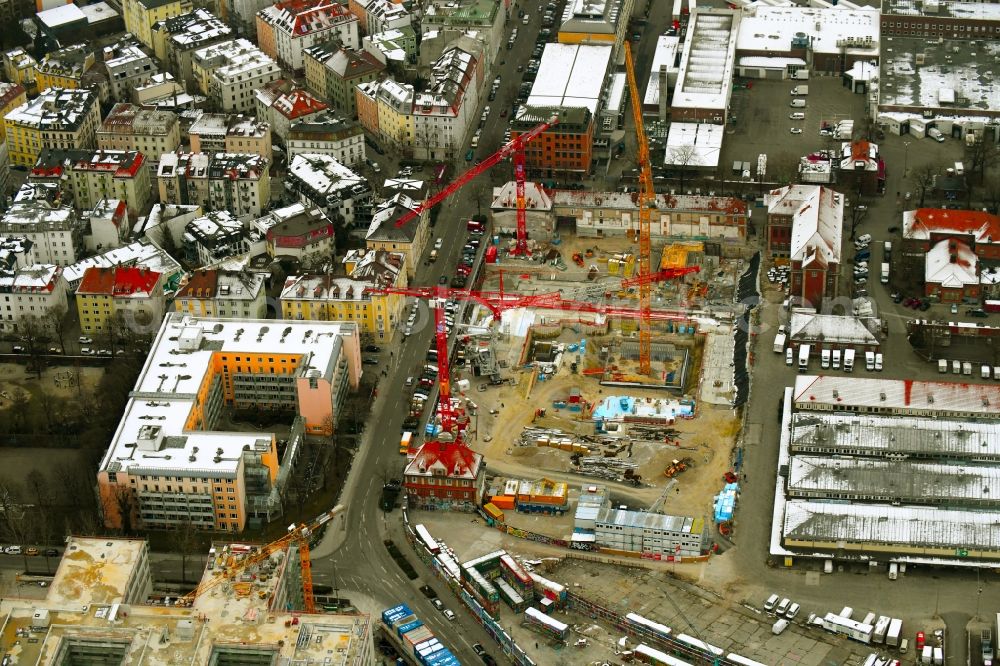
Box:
(903, 140, 911, 176)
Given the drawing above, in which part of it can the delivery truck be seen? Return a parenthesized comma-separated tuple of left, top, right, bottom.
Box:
(798, 344, 811, 372)
(773, 332, 787, 353)
(791, 85, 809, 95)
(886, 618, 902, 647)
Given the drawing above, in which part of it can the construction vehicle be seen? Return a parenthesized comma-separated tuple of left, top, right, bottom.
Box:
(572, 252, 585, 266)
(178, 504, 345, 613)
(664, 458, 693, 478)
(391, 116, 559, 256)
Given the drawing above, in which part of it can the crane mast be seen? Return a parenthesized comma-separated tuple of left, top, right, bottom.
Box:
(623, 41, 656, 375)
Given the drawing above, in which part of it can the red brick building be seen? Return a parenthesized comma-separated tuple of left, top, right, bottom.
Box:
(512, 106, 593, 179)
(403, 440, 485, 512)
(766, 185, 844, 309)
(901, 208, 1000, 300)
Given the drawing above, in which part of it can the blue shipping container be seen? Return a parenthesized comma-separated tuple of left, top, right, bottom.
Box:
(396, 619, 423, 638)
(381, 604, 410, 623)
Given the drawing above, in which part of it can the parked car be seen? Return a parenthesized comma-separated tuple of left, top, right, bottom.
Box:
(790, 128, 803, 134)
(856, 233, 872, 244)
(44, 548, 59, 557)
(785, 603, 801, 619)
(432, 599, 444, 610)
(25, 547, 38, 556)
(5, 546, 21, 555)
(364, 344, 381, 353)
(968, 308, 989, 318)
(78, 336, 92, 344)
(916, 631, 926, 651)
(443, 609, 456, 621)
(764, 594, 779, 611)
(362, 358, 379, 366)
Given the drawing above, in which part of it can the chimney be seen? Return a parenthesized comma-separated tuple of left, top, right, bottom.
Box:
(658, 65, 668, 122)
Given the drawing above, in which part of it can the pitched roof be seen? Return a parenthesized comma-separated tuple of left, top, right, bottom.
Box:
(785, 186, 843, 268)
(904, 208, 1000, 244)
(77, 266, 161, 297)
(925, 238, 978, 288)
(272, 89, 328, 120)
(404, 440, 482, 480)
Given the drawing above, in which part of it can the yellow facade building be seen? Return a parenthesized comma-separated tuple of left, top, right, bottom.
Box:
(0, 83, 26, 143)
(4, 87, 101, 167)
(123, 0, 193, 49)
(280, 249, 407, 340)
(34, 44, 95, 91)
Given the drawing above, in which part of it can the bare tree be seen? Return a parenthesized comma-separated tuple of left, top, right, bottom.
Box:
(966, 136, 1000, 186)
(25, 470, 49, 508)
(8, 389, 30, 433)
(43, 304, 69, 352)
(985, 177, 1000, 214)
(0, 483, 30, 546)
(666, 144, 698, 192)
(110, 485, 136, 534)
(848, 198, 872, 241)
(18, 315, 49, 379)
(911, 165, 936, 208)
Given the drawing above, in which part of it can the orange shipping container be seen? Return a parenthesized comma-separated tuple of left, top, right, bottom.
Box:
(491, 495, 516, 510)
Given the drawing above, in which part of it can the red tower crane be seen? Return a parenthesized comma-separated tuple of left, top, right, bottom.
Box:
(391, 115, 559, 256)
(367, 268, 698, 442)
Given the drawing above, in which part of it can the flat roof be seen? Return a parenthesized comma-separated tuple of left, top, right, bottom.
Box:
(880, 37, 1000, 112)
(672, 9, 738, 112)
(664, 122, 723, 168)
(882, 0, 1000, 20)
(789, 411, 1000, 460)
(788, 455, 1000, 504)
(527, 43, 612, 115)
(48, 537, 147, 607)
(98, 314, 359, 477)
(783, 500, 1000, 552)
(36, 3, 87, 26)
(737, 6, 879, 56)
(793, 374, 1000, 416)
(644, 35, 680, 108)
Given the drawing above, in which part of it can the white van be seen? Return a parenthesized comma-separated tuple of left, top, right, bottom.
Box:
(843, 349, 855, 372)
(939, 359, 948, 373)
(983, 364, 992, 379)
(832, 349, 841, 370)
(790, 99, 806, 108)
(865, 351, 875, 371)
(798, 344, 811, 372)
(953, 360, 961, 374)
(786, 347, 794, 366)
(821, 349, 831, 369)
(772, 619, 789, 635)
(823, 559, 833, 574)
(875, 353, 883, 371)
(888, 562, 898, 580)
(789, 112, 806, 120)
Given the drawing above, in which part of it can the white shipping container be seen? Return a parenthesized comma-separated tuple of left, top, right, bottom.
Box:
(873, 616, 891, 643)
(886, 618, 902, 646)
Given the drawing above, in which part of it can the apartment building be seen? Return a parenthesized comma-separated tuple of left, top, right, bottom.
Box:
(255, 202, 334, 264)
(255, 87, 328, 141)
(0, 0, 32, 24)
(0, 183, 82, 265)
(287, 113, 365, 167)
(97, 313, 361, 530)
(420, 0, 505, 69)
(0, 263, 68, 335)
(365, 189, 428, 278)
(182, 210, 249, 265)
(0, 83, 26, 142)
(63, 237, 183, 292)
(83, 198, 130, 252)
(2, 48, 37, 91)
(150, 8, 232, 85)
(158, 152, 271, 218)
(304, 44, 383, 119)
(513, 105, 594, 177)
(76, 265, 166, 335)
(191, 38, 281, 113)
(35, 43, 95, 91)
(123, 0, 193, 48)
(99, 39, 159, 102)
(0, 236, 35, 271)
(188, 112, 273, 159)
(174, 269, 266, 319)
(97, 103, 181, 157)
(4, 87, 101, 167)
(256, 0, 360, 74)
(286, 153, 371, 229)
(280, 248, 406, 339)
(403, 440, 486, 512)
(346, 0, 410, 34)
(364, 26, 418, 65)
(30, 148, 153, 219)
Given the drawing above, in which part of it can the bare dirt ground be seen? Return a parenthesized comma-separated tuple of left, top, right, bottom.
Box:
(0, 363, 104, 409)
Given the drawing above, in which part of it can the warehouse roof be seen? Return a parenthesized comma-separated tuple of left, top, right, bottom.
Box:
(789, 411, 1000, 460)
(527, 43, 612, 115)
(736, 6, 879, 56)
(788, 312, 878, 346)
(783, 500, 1000, 551)
(787, 455, 1000, 504)
(793, 374, 1000, 416)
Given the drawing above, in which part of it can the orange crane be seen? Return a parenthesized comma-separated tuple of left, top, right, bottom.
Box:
(179, 504, 345, 613)
(623, 41, 656, 375)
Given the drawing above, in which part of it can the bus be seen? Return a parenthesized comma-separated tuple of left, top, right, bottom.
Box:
(399, 431, 413, 455)
(414, 524, 440, 554)
(634, 643, 693, 666)
(625, 612, 672, 642)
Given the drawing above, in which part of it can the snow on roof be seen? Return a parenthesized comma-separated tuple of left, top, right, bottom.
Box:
(789, 411, 1000, 461)
(786, 186, 843, 267)
(0, 264, 61, 292)
(903, 208, 1000, 243)
(77, 265, 160, 297)
(788, 312, 878, 345)
(925, 237, 978, 287)
(883, 0, 1000, 20)
(36, 3, 86, 26)
(63, 239, 181, 287)
(491, 181, 552, 211)
(880, 37, 1000, 113)
(288, 153, 365, 195)
(527, 43, 612, 115)
(672, 9, 738, 112)
(644, 35, 680, 108)
(99, 313, 359, 476)
(737, 55, 806, 68)
(788, 454, 1000, 504)
(845, 59, 878, 82)
(783, 500, 1000, 551)
(737, 5, 879, 56)
(404, 440, 482, 480)
(663, 122, 723, 168)
(793, 374, 1000, 416)
(4, 88, 95, 132)
(80, 2, 118, 22)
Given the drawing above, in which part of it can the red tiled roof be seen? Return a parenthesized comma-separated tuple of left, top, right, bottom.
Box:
(850, 139, 871, 161)
(908, 208, 1000, 244)
(176, 269, 219, 299)
(406, 440, 481, 479)
(273, 90, 328, 120)
(77, 266, 161, 297)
